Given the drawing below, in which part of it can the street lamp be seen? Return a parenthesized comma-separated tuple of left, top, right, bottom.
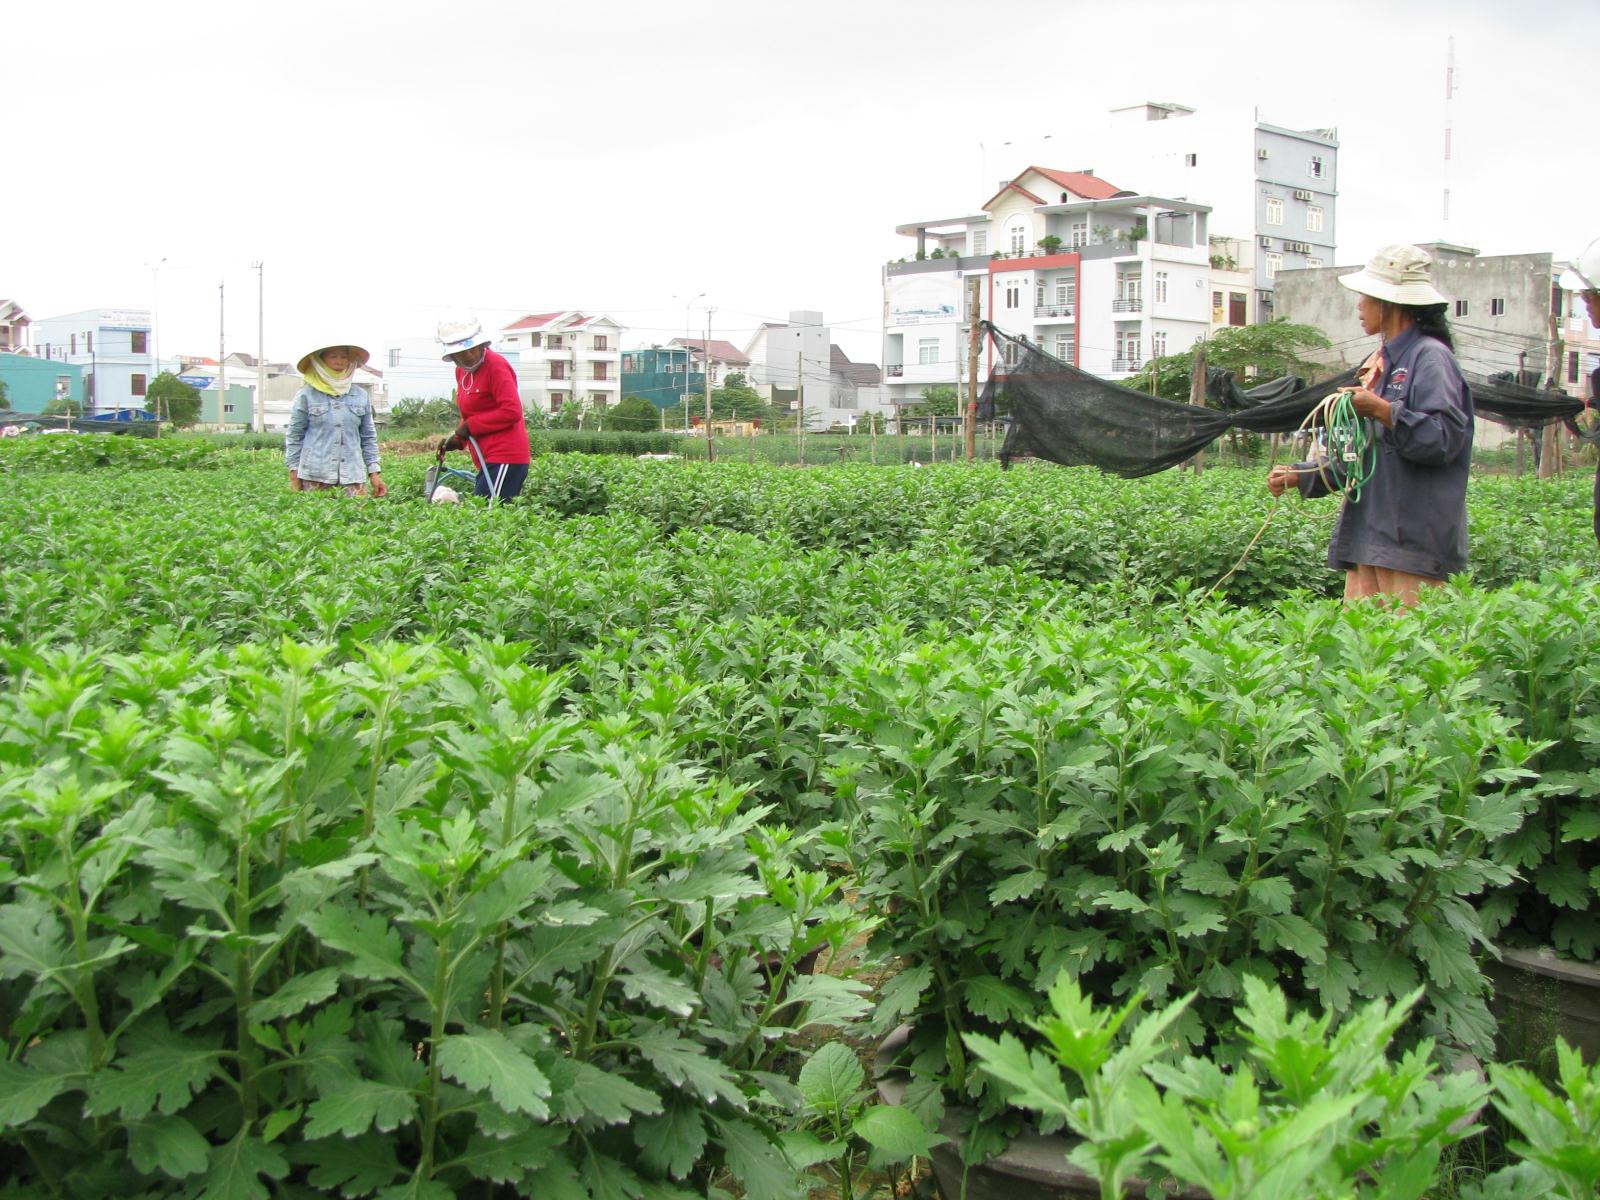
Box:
(146, 257, 166, 415)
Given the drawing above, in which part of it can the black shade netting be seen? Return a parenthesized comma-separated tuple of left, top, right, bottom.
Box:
(977, 324, 1596, 477)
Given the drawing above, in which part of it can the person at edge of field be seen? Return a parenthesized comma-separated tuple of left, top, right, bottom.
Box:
(285, 341, 387, 497)
(1558, 237, 1600, 546)
(436, 314, 531, 503)
(1266, 244, 1473, 607)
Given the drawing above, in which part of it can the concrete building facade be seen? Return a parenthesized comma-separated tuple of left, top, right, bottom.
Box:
(31, 308, 156, 415)
(0, 354, 84, 413)
(500, 312, 625, 415)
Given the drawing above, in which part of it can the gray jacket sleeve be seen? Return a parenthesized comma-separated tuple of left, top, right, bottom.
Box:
(1389, 345, 1471, 466)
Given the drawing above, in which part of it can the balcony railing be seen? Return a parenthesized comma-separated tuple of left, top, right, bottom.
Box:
(1034, 304, 1076, 320)
(1111, 358, 1144, 373)
(1112, 299, 1143, 313)
(887, 364, 904, 377)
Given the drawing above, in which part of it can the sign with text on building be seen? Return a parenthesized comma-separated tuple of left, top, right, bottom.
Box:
(887, 275, 961, 326)
(177, 375, 213, 389)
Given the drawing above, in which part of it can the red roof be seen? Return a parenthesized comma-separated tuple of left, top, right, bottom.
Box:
(503, 312, 565, 331)
(671, 338, 749, 367)
(1025, 167, 1122, 200)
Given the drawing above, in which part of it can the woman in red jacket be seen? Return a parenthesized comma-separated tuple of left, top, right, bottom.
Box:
(437, 316, 531, 502)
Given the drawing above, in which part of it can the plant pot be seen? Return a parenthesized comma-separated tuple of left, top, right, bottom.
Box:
(874, 1026, 1204, 1200)
(1485, 944, 1600, 1068)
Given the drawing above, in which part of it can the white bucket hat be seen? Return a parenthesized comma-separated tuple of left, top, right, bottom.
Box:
(296, 342, 371, 375)
(1558, 238, 1600, 293)
(1337, 244, 1448, 307)
(437, 314, 494, 360)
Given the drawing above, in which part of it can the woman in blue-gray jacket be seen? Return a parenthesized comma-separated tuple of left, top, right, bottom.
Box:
(1267, 244, 1472, 606)
(284, 340, 387, 496)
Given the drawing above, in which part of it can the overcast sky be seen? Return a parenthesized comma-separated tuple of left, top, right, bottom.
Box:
(8, 0, 1595, 373)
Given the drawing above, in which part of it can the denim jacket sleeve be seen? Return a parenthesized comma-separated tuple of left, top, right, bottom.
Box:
(285, 392, 309, 470)
(360, 398, 380, 474)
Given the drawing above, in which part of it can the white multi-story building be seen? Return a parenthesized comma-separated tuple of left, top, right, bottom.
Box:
(1, 300, 30, 354)
(885, 167, 1212, 399)
(500, 312, 624, 415)
(32, 308, 155, 415)
(743, 311, 891, 429)
(1073, 102, 1339, 323)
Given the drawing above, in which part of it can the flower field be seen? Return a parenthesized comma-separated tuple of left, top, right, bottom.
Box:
(3, 447, 1599, 1199)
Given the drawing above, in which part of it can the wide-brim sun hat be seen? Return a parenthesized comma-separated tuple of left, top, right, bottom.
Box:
(438, 315, 494, 361)
(296, 343, 371, 375)
(1337, 244, 1449, 307)
(1558, 237, 1600, 293)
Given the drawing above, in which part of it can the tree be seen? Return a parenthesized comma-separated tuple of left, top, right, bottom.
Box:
(146, 372, 202, 427)
(389, 396, 456, 428)
(0, 379, 8, 408)
(711, 372, 768, 420)
(608, 395, 664, 431)
(43, 396, 82, 417)
(911, 385, 960, 417)
(1125, 320, 1334, 404)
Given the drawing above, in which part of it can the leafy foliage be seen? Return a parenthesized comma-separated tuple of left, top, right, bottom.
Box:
(146, 371, 202, 427)
(1126, 319, 1336, 403)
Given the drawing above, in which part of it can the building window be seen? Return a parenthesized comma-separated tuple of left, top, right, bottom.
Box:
(1490, 297, 1506, 316)
(56, 376, 71, 397)
(1455, 300, 1470, 317)
(548, 335, 563, 350)
(1152, 331, 1168, 357)
(528, 333, 541, 347)
(550, 391, 565, 410)
(1054, 334, 1074, 360)
(388, 349, 400, 368)
(1306, 205, 1324, 232)
(1265, 197, 1284, 225)
(1570, 352, 1581, 384)
(131, 331, 148, 354)
(593, 335, 608, 351)
(621, 354, 633, 371)
(71, 334, 77, 354)
(550, 362, 566, 380)
(223, 403, 235, 414)
(1036, 284, 1045, 307)
(1070, 221, 1088, 249)
(1212, 290, 1224, 322)
(1229, 292, 1247, 326)
(971, 230, 987, 255)
(1056, 276, 1075, 306)
(1306, 257, 1325, 268)
(1308, 155, 1324, 178)
(1005, 283, 1020, 309)
(594, 362, 609, 380)
(131, 373, 146, 396)
(1154, 271, 1169, 303)
(590, 393, 606, 407)
(918, 338, 938, 365)
(1007, 220, 1027, 254)
(1265, 252, 1283, 278)
(1184, 153, 1198, 167)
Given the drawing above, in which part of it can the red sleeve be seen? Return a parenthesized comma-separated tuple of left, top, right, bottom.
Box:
(459, 357, 523, 436)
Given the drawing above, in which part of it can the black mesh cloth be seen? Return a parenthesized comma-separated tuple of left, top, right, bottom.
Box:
(978, 323, 1592, 477)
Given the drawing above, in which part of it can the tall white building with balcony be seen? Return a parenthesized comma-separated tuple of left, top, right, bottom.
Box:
(499, 312, 625, 414)
(32, 307, 155, 415)
(884, 167, 1212, 398)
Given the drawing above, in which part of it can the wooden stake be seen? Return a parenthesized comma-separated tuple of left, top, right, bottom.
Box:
(965, 276, 980, 461)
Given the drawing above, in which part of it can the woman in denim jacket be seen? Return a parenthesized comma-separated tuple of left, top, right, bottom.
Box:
(285, 341, 387, 496)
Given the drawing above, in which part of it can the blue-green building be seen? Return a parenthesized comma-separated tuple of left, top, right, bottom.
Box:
(620, 346, 705, 410)
(0, 355, 85, 414)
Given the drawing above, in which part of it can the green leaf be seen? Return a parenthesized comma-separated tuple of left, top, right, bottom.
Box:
(853, 1104, 945, 1160)
(86, 1026, 221, 1119)
(437, 1028, 552, 1118)
(797, 1041, 864, 1112)
(303, 907, 417, 989)
(634, 1102, 708, 1180)
(1256, 913, 1327, 964)
(0, 899, 68, 984)
(303, 1133, 403, 1196)
(778, 973, 870, 1028)
(712, 1115, 805, 1200)
(617, 962, 700, 1016)
(961, 976, 1036, 1023)
(127, 1114, 210, 1179)
(568, 1060, 664, 1124)
(304, 1077, 419, 1138)
(375, 1178, 455, 1200)
(248, 966, 343, 1023)
(452, 1122, 565, 1184)
(202, 1132, 290, 1200)
(989, 868, 1046, 904)
(0, 1056, 78, 1127)
(261, 1106, 301, 1143)
(1561, 805, 1600, 844)
(636, 1029, 747, 1107)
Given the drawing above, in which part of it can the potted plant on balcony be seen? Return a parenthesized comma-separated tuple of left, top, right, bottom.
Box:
(827, 598, 1535, 1197)
(1127, 220, 1148, 245)
(1037, 235, 1063, 255)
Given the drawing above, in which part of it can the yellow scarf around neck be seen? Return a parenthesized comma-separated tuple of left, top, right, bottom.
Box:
(304, 354, 355, 397)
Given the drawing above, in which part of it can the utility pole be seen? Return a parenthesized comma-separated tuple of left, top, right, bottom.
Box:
(704, 307, 715, 463)
(796, 348, 806, 466)
(1189, 338, 1207, 476)
(253, 261, 265, 433)
(1541, 309, 1563, 479)
(218, 282, 227, 431)
(965, 276, 980, 461)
